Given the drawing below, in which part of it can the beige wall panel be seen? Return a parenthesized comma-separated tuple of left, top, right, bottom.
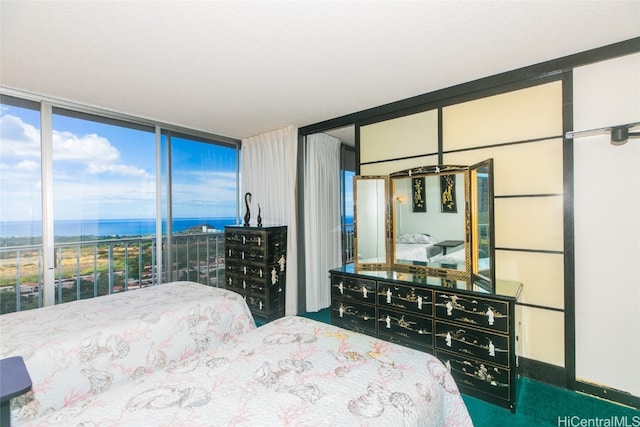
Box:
(443, 81, 562, 150)
(496, 251, 564, 309)
(360, 155, 438, 176)
(517, 306, 565, 367)
(574, 53, 640, 132)
(495, 196, 564, 251)
(573, 53, 640, 396)
(444, 139, 564, 196)
(360, 109, 438, 163)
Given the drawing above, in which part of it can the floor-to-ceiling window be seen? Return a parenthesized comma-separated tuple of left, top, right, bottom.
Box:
(50, 108, 156, 303)
(162, 132, 239, 286)
(341, 144, 355, 263)
(0, 94, 240, 314)
(0, 96, 42, 313)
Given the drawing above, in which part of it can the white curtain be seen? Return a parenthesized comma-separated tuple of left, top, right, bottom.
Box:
(241, 125, 298, 316)
(304, 133, 342, 312)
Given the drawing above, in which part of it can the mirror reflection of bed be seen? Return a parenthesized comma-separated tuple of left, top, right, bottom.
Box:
(393, 171, 467, 271)
(395, 233, 467, 269)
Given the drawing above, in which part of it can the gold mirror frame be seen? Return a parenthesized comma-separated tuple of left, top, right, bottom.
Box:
(352, 160, 494, 291)
(389, 165, 471, 281)
(353, 175, 391, 269)
(470, 159, 495, 290)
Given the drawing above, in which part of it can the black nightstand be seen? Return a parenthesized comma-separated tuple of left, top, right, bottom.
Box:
(1, 356, 32, 427)
(433, 239, 464, 255)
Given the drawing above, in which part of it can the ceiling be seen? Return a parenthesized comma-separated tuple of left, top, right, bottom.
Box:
(1, 1, 639, 143)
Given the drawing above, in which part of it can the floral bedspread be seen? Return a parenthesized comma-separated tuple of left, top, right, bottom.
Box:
(0, 281, 256, 424)
(22, 316, 472, 427)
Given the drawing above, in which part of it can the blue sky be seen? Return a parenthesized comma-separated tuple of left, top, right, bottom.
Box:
(0, 103, 238, 223)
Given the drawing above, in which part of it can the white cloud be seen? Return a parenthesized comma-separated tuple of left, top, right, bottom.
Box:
(0, 113, 149, 178)
(53, 130, 120, 163)
(0, 114, 41, 158)
(16, 160, 40, 171)
(1, 112, 154, 221)
(85, 162, 149, 177)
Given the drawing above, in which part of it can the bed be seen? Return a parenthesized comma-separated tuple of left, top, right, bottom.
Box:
(0, 281, 256, 423)
(22, 315, 472, 427)
(395, 233, 442, 262)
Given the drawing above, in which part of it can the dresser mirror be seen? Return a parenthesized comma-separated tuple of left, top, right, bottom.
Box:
(390, 165, 470, 277)
(470, 159, 495, 289)
(353, 159, 495, 292)
(353, 175, 391, 269)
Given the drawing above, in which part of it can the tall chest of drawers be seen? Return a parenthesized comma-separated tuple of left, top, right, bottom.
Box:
(330, 265, 521, 412)
(225, 225, 287, 323)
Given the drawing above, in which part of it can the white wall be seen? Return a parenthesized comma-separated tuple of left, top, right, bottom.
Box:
(573, 53, 640, 396)
(393, 174, 465, 241)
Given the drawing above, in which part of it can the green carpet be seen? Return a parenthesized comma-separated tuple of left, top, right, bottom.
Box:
(464, 377, 639, 426)
(296, 308, 639, 425)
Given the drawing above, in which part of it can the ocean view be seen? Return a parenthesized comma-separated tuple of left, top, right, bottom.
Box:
(1, 217, 239, 239)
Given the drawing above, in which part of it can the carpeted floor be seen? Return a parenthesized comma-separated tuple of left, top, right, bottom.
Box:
(296, 308, 639, 426)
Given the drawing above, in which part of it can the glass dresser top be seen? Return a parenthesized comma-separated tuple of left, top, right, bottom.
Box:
(332, 264, 522, 300)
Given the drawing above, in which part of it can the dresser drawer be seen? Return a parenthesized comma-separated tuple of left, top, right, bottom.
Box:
(332, 316, 377, 338)
(244, 293, 284, 314)
(226, 261, 268, 279)
(331, 274, 377, 304)
(435, 350, 511, 402)
(377, 307, 433, 349)
(331, 298, 377, 334)
(244, 294, 267, 312)
(377, 281, 433, 317)
(226, 246, 265, 263)
(226, 230, 266, 246)
(434, 321, 509, 367)
(226, 230, 286, 264)
(226, 275, 265, 294)
(378, 331, 432, 353)
(434, 291, 509, 333)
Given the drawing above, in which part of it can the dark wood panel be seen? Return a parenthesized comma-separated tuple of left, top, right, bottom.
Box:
(435, 291, 509, 334)
(377, 281, 433, 317)
(434, 320, 509, 367)
(330, 269, 518, 412)
(331, 274, 377, 304)
(436, 350, 512, 403)
(225, 226, 287, 323)
(377, 307, 433, 349)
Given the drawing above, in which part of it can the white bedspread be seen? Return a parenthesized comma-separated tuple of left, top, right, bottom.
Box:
(22, 316, 472, 427)
(396, 242, 433, 262)
(0, 281, 255, 423)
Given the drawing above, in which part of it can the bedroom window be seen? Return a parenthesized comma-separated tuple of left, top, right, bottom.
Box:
(0, 95, 42, 313)
(161, 131, 239, 286)
(341, 144, 356, 263)
(51, 108, 156, 302)
(0, 94, 241, 314)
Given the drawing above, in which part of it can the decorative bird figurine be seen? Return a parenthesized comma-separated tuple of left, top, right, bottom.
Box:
(243, 192, 252, 226)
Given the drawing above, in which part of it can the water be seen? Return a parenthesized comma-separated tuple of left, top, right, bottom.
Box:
(1, 218, 239, 238)
(3, 216, 353, 239)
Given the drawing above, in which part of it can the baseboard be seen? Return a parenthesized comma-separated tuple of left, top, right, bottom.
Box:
(518, 356, 567, 388)
(518, 357, 640, 409)
(576, 380, 640, 410)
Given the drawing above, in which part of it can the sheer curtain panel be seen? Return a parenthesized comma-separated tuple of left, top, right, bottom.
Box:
(304, 133, 342, 312)
(241, 125, 298, 316)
